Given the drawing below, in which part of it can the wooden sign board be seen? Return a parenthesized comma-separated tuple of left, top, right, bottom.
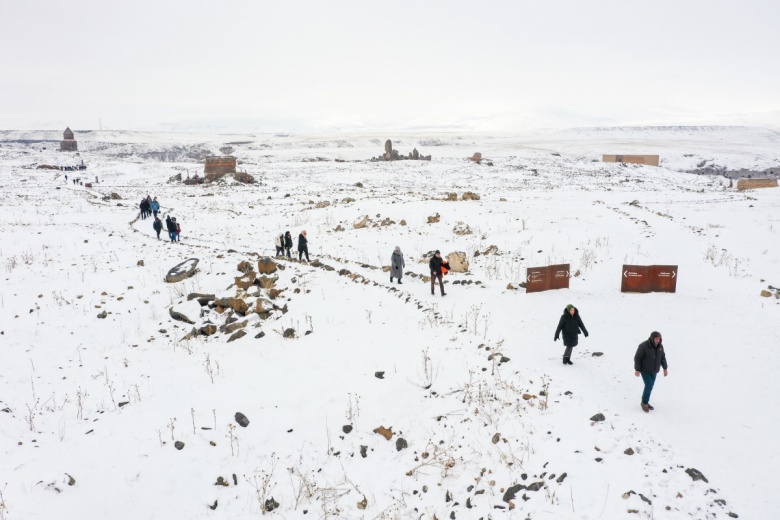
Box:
(526, 263, 570, 293)
(621, 264, 678, 293)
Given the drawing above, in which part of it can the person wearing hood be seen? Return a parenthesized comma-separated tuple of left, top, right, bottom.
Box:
(390, 246, 405, 284)
(554, 304, 588, 365)
(428, 250, 448, 296)
(634, 331, 669, 412)
(298, 230, 309, 262)
(284, 231, 293, 258)
(150, 197, 160, 218)
(165, 215, 176, 242)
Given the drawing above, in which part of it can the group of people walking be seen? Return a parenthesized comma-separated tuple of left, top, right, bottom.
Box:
(139, 196, 160, 220)
(274, 230, 309, 262)
(554, 304, 669, 413)
(154, 215, 181, 242)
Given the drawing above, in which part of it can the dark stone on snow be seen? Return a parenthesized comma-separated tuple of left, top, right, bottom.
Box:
(255, 331, 266, 339)
(235, 412, 250, 427)
(264, 497, 279, 512)
(342, 425, 353, 434)
(227, 329, 247, 342)
(283, 328, 296, 338)
(624, 448, 635, 455)
(165, 258, 199, 283)
(97, 310, 107, 319)
(375, 371, 385, 379)
(556, 473, 567, 483)
(526, 481, 544, 492)
(187, 292, 215, 303)
(360, 445, 368, 458)
(592, 352, 604, 357)
(590, 413, 606, 422)
(395, 438, 408, 451)
(685, 468, 708, 483)
(502, 484, 524, 502)
(174, 441, 184, 450)
(521, 473, 527, 480)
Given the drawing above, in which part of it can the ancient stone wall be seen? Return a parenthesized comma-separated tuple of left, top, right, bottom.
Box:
(736, 178, 778, 190)
(204, 156, 237, 181)
(602, 155, 660, 167)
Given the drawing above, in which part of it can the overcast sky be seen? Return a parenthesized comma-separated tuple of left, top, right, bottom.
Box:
(2, 0, 779, 132)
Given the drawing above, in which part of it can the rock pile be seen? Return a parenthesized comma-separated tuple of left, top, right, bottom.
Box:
(370, 139, 431, 161)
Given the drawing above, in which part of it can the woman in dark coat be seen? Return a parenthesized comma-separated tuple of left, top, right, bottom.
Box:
(554, 304, 588, 365)
(390, 246, 405, 284)
(297, 230, 309, 262)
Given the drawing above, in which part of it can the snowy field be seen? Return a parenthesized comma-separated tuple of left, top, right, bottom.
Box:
(1, 127, 778, 519)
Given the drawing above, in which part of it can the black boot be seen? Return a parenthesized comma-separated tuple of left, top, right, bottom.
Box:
(398, 280, 402, 284)
(563, 356, 569, 365)
(390, 276, 393, 282)
(566, 357, 574, 365)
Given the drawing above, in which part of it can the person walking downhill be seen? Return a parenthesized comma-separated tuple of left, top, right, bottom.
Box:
(284, 231, 293, 258)
(554, 304, 589, 365)
(153, 216, 163, 240)
(274, 233, 284, 257)
(390, 246, 405, 284)
(150, 197, 160, 218)
(165, 215, 176, 242)
(298, 230, 310, 262)
(634, 331, 669, 412)
(174, 218, 181, 242)
(140, 198, 149, 220)
(428, 250, 448, 296)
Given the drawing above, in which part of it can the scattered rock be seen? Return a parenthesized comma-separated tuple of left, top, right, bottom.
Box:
(592, 352, 604, 357)
(213, 297, 249, 315)
(760, 290, 772, 297)
(374, 371, 385, 379)
(685, 468, 708, 483)
(342, 425, 353, 434)
(492, 433, 501, 444)
(96, 310, 107, 319)
(357, 496, 367, 509)
(373, 425, 393, 440)
(174, 441, 184, 450)
(66, 473, 76, 486)
(590, 413, 606, 422)
(234, 272, 256, 290)
(427, 213, 440, 224)
(237, 261, 253, 273)
(169, 300, 202, 324)
(360, 445, 368, 458)
(227, 329, 247, 342)
(264, 497, 279, 512)
(215, 476, 228, 487)
(235, 412, 250, 427)
(446, 251, 469, 273)
(461, 191, 481, 201)
(444, 192, 458, 201)
(353, 215, 371, 229)
(503, 484, 524, 502)
(165, 258, 199, 283)
(624, 448, 635, 455)
(453, 222, 473, 235)
(137, 260, 145, 267)
(256, 257, 278, 274)
(283, 328, 296, 338)
(200, 324, 217, 336)
(110, 192, 122, 200)
(254, 331, 265, 339)
(395, 438, 408, 451)
(526, 481, 544, 492)
(556, 473, 567, 483)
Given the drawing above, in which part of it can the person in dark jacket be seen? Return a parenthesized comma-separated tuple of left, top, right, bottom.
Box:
(634, 331, 669, 412)
(428, 250, 448, 296)
(284, 231, 293, 258)
(140, 199, 149, 219)
(390, 246, 405, 284)
(298, 230, 309, 262)
(153, 216, 163, 240)
(165, 215, 176, 242)
(554, 304, 588, 365)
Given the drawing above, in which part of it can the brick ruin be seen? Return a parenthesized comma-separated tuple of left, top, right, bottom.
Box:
(602, 154, 660, 166)
(60, 127, 77, 152)
(204, 156, 237, 181)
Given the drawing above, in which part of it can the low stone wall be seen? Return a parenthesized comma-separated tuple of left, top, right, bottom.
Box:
(736, 178, 778, 190)
(602, 154, 660, 166)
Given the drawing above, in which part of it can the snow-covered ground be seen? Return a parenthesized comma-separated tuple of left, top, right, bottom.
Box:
(1, 127, 778, 519)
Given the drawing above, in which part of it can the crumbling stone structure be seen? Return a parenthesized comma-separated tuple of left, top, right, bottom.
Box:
(204, 156, 237, 182)
(371, 140, 430, 162)
(60, 127, 77, 152)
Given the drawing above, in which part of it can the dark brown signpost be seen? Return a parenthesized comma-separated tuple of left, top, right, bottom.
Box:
(526, 264, 570, 293)
(621, 264, 678, 293)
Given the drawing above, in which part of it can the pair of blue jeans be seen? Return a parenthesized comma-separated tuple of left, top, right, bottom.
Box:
(641, 372, 657, 405)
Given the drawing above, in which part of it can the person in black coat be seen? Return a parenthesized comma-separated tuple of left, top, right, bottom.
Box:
(298, 230, 309, 262)
(634, 331, 669, 412)
(284, 231, 293, 258)
(428, 250, 448, 296)
(554, 304, 588, 365)
(153, 216, 163, 240)
(165, 215, 176, 242)
(140, 199, 149, 219)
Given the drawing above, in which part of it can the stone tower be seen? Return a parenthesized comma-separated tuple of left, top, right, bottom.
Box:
(60, 127, 78, 152)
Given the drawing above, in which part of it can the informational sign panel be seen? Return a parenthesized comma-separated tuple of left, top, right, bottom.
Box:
(526, 264, 570, 293)
(621, 264, 678, 293)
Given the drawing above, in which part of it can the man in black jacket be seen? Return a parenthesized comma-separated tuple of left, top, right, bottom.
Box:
(428, 250, 447, 296)
(634, 331, 669, 412)
(165, 215, 176, 242)
(298, 230, 310, 262)
(284, 231, 293, 258)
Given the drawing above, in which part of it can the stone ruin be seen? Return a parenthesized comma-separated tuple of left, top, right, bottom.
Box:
(60, 127, 77, 152)
(178, 155, 255, 185)
(371, 139, 431, 162)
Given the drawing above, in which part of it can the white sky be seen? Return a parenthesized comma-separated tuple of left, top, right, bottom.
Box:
(2, 0, 779, 132)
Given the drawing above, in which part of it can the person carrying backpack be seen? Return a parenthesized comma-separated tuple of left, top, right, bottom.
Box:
(150, 197, 160, 218)
(298, 230, 309, 262)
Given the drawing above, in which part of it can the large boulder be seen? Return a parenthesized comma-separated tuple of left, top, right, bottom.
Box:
(165, 258, 199, 283)
(256, 257, 278, 275)
(169, 300, 203, 324)
(235, 272, 256, 290)
(214, 297, 249, 315)
(447, 252, 469, 273)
